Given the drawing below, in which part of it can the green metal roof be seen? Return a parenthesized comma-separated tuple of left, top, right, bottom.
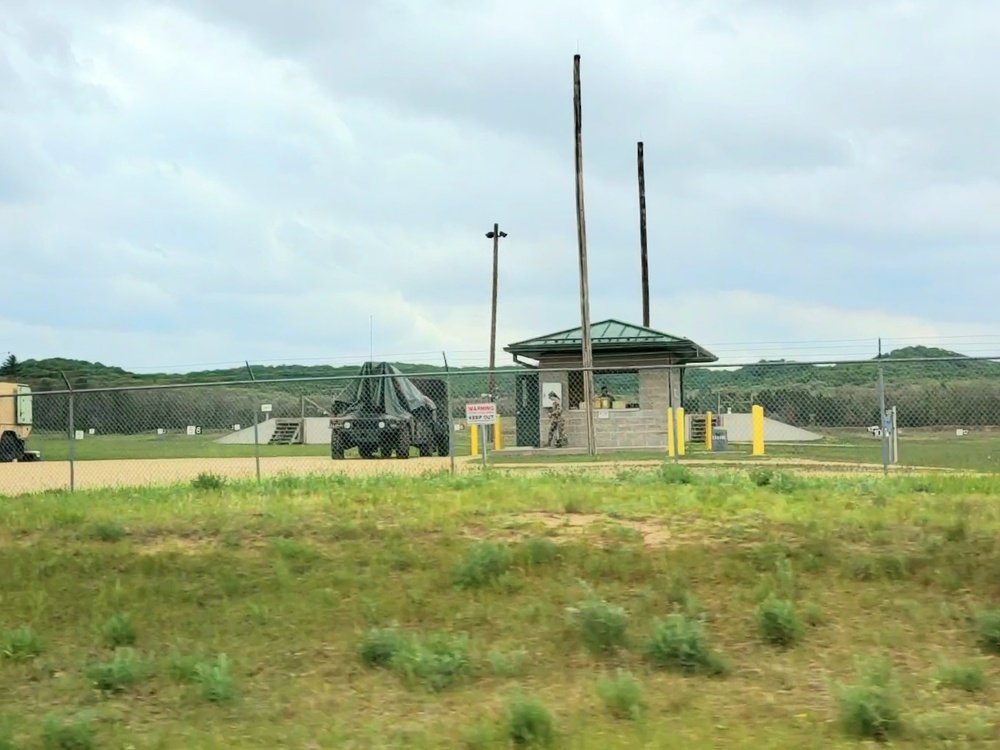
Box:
(504, 318, 717, 363)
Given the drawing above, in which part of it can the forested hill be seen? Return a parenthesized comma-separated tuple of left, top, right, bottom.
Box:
(2, 357, 512, 392)
(1, 345, 996, 394)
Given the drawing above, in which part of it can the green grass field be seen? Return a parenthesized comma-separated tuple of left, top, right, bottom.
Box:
(3, 467, 1000, 748)
(25, 430, 476, 461)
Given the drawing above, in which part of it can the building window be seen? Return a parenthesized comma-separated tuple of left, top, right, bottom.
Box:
(567, 371, 584, 409)
(566, 370, 640, 409)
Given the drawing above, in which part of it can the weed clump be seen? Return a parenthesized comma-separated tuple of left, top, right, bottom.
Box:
(454, 542, 513, 589)
(505, 696, 555, 746)
(87, 521, 126, 543)
(833, 658, 902, 742)
(517, 537, 559, 568)
(659, 463, 694, 484)
(933, 662, 987, 693)
(86, 648, 146, 694)
(642, 613, 727, 676)
(101, 613, 136, 648)
(41, 713, 96, 750)
(195, 654, 236, 703)
(1, 625, 42, 662)
(756, 595, 804, 648)
(166, 649, 203, 683)
(596, 669, 645, 720)
(973, 609, 1000, 654)
(487, 648, 528, 678)
(359, 627, 406, 668)
(358, 628, 472, 692)
(569, 592, 629, 656)
(191, 472, 226, 491)
(392, 633, 472, 692)
(750, 469, 800, 493)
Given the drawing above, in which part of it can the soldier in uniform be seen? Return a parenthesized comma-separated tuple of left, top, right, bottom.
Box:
(546, 391, 566, 448)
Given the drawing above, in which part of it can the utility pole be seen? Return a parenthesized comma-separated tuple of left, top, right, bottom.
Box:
(637, 141, 650, 328)
(485, 223, 507, 445)
(573, 53, 596, 456)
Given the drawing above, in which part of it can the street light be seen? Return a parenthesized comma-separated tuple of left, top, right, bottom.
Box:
(486, 223, 507, 443)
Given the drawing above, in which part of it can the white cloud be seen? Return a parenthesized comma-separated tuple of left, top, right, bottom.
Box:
(1, 0, 999, 374)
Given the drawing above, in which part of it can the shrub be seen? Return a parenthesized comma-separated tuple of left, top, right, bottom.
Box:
(833, 658, 902, 742)
(101, 613, 136, 648)
(756, 595, 804, 648)
(454, 542, 514, 589)
(195, 654, 236, 703)
(1, 625, 42, 661)
(191, 472, 226, 491)
(359, 627, 406, 669)
(85, 648, 145, 694)
(933, 662, 987, 693)
(642, 614, 727, 676)
(392, 633, 472, 692)
(596, 669, 645, 720)
(570, 594, 629, 656)
(974, 609, 1000, 654)
(505, 696, 555, 746)
(360, 627, 472, 692)
(749, 468, 775, 487)
(41, 714, 96, 750)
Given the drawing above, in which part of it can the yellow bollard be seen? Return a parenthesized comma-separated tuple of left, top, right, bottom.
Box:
(752, 405, 765, 456)
(494, 414, 503, 451)
(470, 422, 479, 456)
(666, 408, 676, 457)
(705, 411, 713, 451)
(677, 407, 686, 456)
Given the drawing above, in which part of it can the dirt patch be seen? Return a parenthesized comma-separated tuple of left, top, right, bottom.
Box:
(133, 536, 218, 556)
(512, 511, 675, 548)
(0, 456, 461, 496)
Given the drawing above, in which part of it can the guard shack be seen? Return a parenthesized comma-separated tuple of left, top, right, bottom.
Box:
(503, 319, 717, 450)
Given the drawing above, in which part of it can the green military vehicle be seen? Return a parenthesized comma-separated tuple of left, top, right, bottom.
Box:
(329, 362, 450, 459)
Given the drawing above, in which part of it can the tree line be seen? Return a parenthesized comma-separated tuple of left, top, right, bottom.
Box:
(683, 379, 1000, 429)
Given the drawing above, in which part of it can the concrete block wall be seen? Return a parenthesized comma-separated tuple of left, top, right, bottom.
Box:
(535, 367, 680, 450)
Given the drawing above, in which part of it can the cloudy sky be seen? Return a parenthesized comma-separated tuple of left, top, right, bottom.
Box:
(2, 0, 999, 371)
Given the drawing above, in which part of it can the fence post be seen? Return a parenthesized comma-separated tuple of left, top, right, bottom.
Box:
(60, 372, 75, 492)
(667, 407, 679, 461)
(246, 362, 261, 483)
(443, 352, 455, 475)
(751, 405, 765, 456)
(891, 406, 899, 465)
(677, 407, 686, 456)
(878, 366, 889, 474)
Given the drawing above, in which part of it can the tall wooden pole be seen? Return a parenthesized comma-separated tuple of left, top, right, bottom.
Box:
(485, 224, 506, 444)
(488, 222, 501, 399)
(573, 53, 596, 456)
(637, 141, 650, 328)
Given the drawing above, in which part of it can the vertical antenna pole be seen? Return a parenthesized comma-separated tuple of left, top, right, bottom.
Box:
(638, 141, 650, 328)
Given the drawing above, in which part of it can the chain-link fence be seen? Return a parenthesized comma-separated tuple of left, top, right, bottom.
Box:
(1, 355, 998, 494)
